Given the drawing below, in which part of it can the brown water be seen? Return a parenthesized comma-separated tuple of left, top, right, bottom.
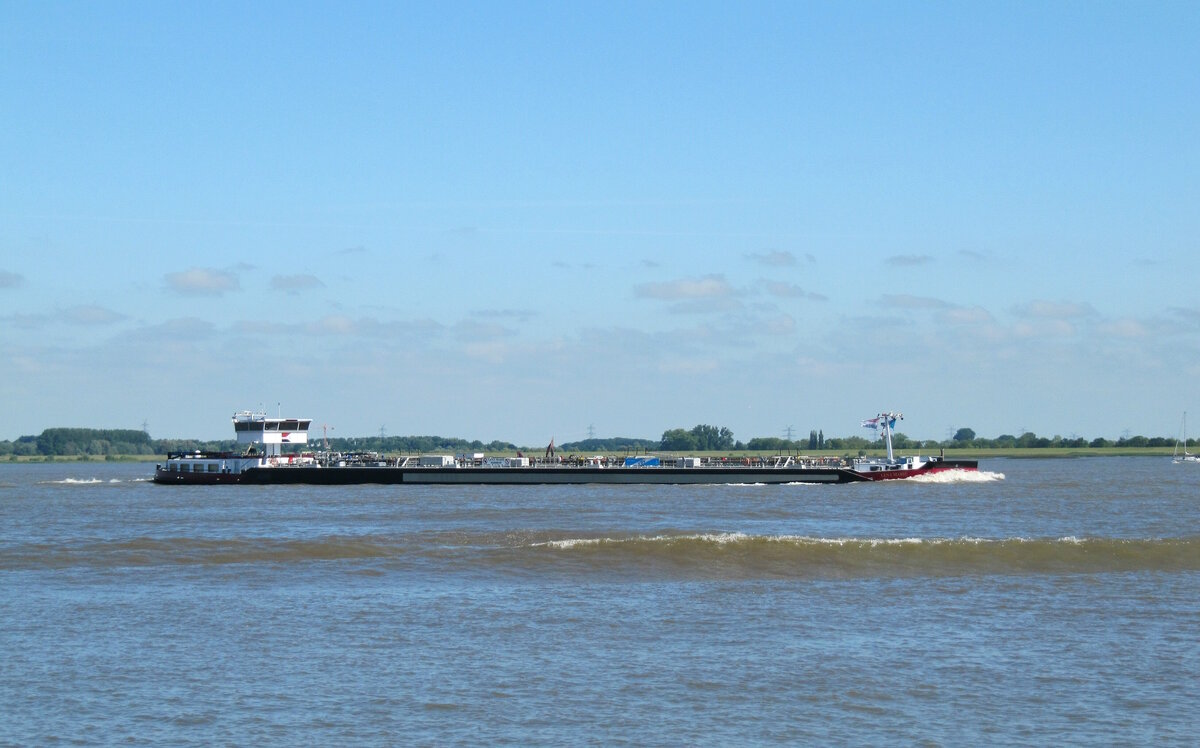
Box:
(2, 458, 1197, 744)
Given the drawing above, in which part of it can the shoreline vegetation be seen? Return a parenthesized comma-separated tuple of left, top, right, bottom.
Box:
(0, 448, 1185, 464)
(0, 426, 1190, 462)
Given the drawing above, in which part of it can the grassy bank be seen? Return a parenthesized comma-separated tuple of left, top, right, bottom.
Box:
(664, 447, 1176, 459)
(2, 447, 1181, 463)
(2, 455, 161, 463)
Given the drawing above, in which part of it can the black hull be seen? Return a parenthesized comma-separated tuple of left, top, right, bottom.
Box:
(153, 470, 244, 485)
(154, 459, 980, 485)
(935, 459, 977, 470)
(156, 465, 864, 485)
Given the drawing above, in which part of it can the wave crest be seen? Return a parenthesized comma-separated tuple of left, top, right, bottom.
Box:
(6, 532, 1196, 578)
(529, 533, 1199, 577)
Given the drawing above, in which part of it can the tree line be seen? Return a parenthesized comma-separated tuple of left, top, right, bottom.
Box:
(0, 428, 520, 458)
(562, 424, 1193, 453)
(0, 425, 1191, 458)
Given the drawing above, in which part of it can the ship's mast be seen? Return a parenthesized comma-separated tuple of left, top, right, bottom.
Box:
(864, 412, 903, 461)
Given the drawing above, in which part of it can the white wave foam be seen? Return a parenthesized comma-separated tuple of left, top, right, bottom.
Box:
(905, 469, 1005, 484)
(535, 532, 752, 549)
(532, 534, 1131, 553)
(39, 477, 138, 485)
(536, 537, 601, 549)
(536, 533, 956, 550)
(767, 535, 930, 547)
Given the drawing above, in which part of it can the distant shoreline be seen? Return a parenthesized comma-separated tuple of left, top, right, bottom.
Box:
(0, 447, 1184, 464)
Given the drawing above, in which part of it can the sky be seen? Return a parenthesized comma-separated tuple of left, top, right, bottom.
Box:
(2, 1, 1198, 445)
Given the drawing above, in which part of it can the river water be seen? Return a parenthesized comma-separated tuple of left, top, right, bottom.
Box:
(2, 458, 1197, 745)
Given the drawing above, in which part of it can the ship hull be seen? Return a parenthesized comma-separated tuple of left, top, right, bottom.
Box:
(154, 409, 982, 486)
(154, 460, 978, 485)
(850, 459, 979, 481)
(156, 465, 859, 485)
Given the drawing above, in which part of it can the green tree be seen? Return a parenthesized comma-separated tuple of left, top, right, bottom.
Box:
(1015, 432, 1039, 448)
(659, 424, 734, 451)
(747, 437, 789, 451)
(689, 424, 734, 450)
(660, 428, 699, 451)
(36, 428, 152, 456)
(953, 427, 976, 442)
(825, 435, 871, 451)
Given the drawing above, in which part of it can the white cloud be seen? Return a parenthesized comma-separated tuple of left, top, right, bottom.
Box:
(62, 305, 127, 325)
(635, 275, 734, 301)
(118, 317, 218, 343)
(764, 314, 797, 335)
(1013, 300, 1096, 320)
(1098, 318, 1149, 338)
(1167, 307, 1200, 324)
(763, 281, 827, 301)
(1013, 319, 1078, 339)
(957, 250, 990, 261)
(308, 315, 359, 335)
(165, 267, 240, 296)
(882, 294, 948, 310)
(271, 274, 324, 293)
(2, 305, 127, 329)
(454, 319, 518, 342)
(470, 308, 538, 323)
(938, 306, 995, 326)
(665, 297, 744, 315)
(0, 271, 23, 289)
(746, 250, 797, 267)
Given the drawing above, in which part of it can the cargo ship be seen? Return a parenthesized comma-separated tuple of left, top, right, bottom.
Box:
(152, 411, 977, 485)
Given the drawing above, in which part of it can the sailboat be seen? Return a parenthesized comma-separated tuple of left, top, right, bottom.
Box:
(1173, 412, 1199, 464)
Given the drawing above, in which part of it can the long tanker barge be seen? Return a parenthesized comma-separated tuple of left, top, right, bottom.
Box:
(153, 411, 978, 485)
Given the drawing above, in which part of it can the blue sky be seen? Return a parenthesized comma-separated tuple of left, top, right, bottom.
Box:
(2, 1, 1198, 444)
